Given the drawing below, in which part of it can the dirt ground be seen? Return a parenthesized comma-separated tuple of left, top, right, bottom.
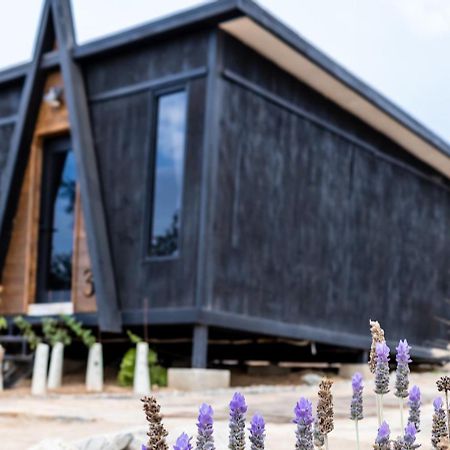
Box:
(0, 370, 447, 449)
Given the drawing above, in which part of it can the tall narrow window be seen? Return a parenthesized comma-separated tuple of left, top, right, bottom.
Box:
(37, 136, 77, 302)
(149, 90, 187, 257)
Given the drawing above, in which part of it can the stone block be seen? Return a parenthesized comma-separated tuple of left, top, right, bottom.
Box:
(168, 368, 230, 391)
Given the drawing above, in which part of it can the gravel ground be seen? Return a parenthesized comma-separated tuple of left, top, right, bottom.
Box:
(0, 370, 447, 449)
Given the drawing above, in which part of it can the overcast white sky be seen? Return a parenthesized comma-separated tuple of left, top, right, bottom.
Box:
(1, 0, 449, 143)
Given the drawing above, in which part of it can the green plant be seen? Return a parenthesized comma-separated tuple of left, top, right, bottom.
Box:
(60, 315, 96, 348)
(13, 316, 41, 350)
(117, 331, 167, 387)
(42, 318, 71, 346)
(0, 316, 7, 331)
(127, 329, 143, 344)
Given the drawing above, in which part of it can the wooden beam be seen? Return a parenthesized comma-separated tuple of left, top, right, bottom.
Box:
(89, 67, 208, 103)
(51, 0, 121, 331)
(191, 325, 209, 368)
(0, 1, 54, 282)
(195, 30, 224, 310)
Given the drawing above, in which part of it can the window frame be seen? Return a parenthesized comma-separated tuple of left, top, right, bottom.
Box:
(143, 83, 190, 262)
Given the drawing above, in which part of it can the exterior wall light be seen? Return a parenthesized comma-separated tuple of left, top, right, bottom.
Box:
(43, 86, 64, 109)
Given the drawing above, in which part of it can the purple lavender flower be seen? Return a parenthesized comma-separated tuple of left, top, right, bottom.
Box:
(434, 397, 443, 410)
(174, 433, 193, 450)
(374, 342, 390, 395)
(375, 421, 390, 449)
(294, 397, 314, 425)
(294, 398, 314, 450)
(229, 392, 247, 450)
(196, 403, 214, 450)
(350, 372, 364, 421)
(248, 414, 265, 450)
(404, 422, 417, 446)
(396, 340, 412, 364)
(230, 392, 248, 414)
(408, 386, 421, 432)
(395, 339, 412, 399)
(377, 342, 390, 363)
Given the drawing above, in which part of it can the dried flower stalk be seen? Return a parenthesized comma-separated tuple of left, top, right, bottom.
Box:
(433, 397, 448, 449)
(369, 320, 386, 374)
(317, 378, 334, 437)
(141, 396, 169, 450)
(437, 376, 450, 441)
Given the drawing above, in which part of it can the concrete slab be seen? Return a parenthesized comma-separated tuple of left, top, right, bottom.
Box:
(168, 368, 230, 391)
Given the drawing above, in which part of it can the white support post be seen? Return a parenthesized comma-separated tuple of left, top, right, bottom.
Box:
(133, 342, 150, 395)
(32, 342, 49, 396)
(86, 343, 103, 392)
(47, 342, 64, 389)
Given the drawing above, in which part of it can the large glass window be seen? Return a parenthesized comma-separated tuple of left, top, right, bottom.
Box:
(149, 90, 187, 257)
(37, 136, 77, 302)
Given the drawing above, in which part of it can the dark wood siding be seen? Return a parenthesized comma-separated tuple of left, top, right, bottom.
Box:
(211, 34, 450, 348)
(85, 32, 208, 310)
(84, 30, 209, 97)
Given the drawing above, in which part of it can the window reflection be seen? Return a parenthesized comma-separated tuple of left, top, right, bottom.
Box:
(48, 151, 76, 290)
(150, 91, 187, 257)
(38, 140, 76, 302)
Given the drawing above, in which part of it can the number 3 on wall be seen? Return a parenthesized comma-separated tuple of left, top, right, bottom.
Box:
(83, 268, 95, 297)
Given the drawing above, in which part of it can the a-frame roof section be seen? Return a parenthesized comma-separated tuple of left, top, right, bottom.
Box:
(0, 0, 121, 331)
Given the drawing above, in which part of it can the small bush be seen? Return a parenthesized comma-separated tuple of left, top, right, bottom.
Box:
(117, 347, 167, 387)
(118, 333, 167, 387)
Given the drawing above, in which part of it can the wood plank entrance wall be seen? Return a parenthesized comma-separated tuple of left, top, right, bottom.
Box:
(0, 71, 96, 314)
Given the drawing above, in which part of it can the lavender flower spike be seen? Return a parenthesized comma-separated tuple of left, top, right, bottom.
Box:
(407, 386, 421, 433)
(174, 433, 193, 450)
(249, 414, 265, 450)
(350, 372, 364, 421)
(432, 397, 448, 449)
(229, 392, 247, 450)
(403, 422, 419, 449)
(374, 342, 390, 395)
(395, 339, 412, 399)
(374, 421, 391, 450)
(293, 397, 314, 450)
(196, 403, 215, 450)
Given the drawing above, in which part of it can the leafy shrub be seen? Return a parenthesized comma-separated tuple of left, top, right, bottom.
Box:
(13, 316, 41, 350)
(60, 315, 96, 348)
(42, 318, 71, 346)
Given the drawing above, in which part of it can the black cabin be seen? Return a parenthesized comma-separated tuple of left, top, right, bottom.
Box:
(0, 0, 449, 367)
